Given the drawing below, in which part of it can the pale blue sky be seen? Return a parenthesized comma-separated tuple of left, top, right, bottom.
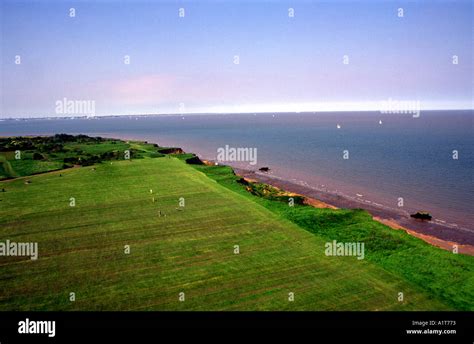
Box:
(1, 0, 472, 117)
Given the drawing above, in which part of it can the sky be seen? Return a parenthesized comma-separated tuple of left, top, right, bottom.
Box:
(0, 0, 472, 117)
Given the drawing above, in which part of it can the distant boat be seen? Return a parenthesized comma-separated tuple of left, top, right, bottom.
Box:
(337, 124, 341, 129)
(259, 167, 270, 172)
(410, 211, 432, 221)
(379, 120, 383, 125)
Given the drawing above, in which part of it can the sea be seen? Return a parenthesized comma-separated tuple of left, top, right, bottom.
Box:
(1, 110, 473, 230)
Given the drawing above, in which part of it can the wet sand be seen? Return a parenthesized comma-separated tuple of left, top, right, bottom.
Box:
(234, 167, 474, 256)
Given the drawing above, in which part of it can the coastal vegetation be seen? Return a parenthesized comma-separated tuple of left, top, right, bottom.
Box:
(181, 157, 474, 311)
(0, 135, 165, 179)
(0, 136, 472, 310)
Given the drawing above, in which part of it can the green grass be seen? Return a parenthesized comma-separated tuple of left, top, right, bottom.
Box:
(188, 163, 474, 311)
(67, 141, 130, 155)
(0, 151, 67, 179)
(0, 156, 454, 311)
(9, 160, 64, 177)
(0, 137, 169, 179)
(0, 155, 17, 178)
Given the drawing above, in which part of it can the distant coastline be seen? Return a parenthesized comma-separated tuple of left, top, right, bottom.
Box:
(1, 108, 473, 120)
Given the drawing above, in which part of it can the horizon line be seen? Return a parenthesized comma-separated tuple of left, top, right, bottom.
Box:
(2, 108, 474, 120)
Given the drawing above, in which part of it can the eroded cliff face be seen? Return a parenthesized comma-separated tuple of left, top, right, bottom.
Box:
(158, 147, 184, 155)
(185, 155, 204, 165)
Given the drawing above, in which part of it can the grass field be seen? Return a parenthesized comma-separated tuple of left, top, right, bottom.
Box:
(0, 137, 472, 311)
(188, 162, 474, 311)
(0, 155, 17, 179)
(0, 135, 165, 180)
(0, 153, 459, 310)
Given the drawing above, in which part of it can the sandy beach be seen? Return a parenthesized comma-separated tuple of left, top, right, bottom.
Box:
(233, 167, 474, 256)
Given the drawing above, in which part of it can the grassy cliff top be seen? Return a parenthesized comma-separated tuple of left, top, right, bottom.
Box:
(0, 135, 472, 310)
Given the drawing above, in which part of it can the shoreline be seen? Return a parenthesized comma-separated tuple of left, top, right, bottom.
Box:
(4, 132, 472, 255)
(4, 130, 472, 230)
(232, 167, 474, 256)
(82, 132, 474, 256)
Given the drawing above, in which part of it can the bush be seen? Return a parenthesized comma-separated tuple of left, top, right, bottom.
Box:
(32, 152, 44, 160)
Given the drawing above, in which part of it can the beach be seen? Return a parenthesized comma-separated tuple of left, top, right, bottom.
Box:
(233, 166, 474, 255)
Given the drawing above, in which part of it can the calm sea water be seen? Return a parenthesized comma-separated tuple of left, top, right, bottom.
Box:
(1, 110, 473, 229)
